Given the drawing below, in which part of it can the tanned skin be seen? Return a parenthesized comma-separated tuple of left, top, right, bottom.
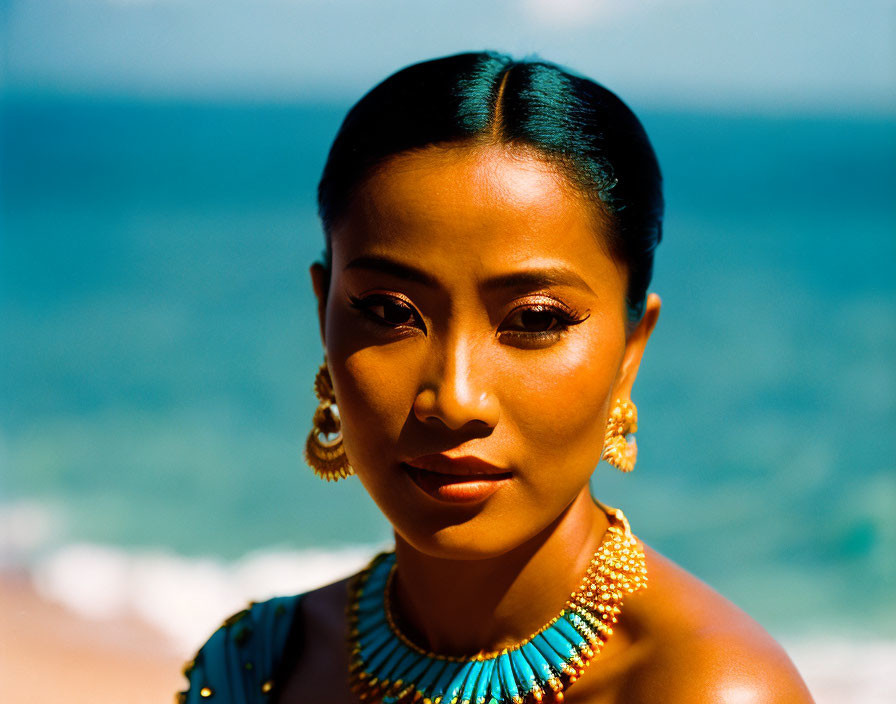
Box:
(275, 144, 814, 703)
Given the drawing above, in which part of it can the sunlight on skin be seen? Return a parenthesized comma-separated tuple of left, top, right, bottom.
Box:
(315, 143, 657, 560)
(309, 142, 660, 656)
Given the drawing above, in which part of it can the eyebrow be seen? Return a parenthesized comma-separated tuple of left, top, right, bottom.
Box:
(482, 267, 596, 296)
(345, 255, 439, 287)
(344, 254, 595, 295)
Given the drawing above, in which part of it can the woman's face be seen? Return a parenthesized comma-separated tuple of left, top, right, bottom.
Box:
(311, 143, 659, 559)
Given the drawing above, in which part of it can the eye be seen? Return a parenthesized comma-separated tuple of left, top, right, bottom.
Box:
(506, 307, 565, 332)
(499, 302, 590, 345)
(348, 293, 425, 331)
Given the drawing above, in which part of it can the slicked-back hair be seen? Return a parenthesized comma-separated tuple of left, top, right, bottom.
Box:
(317, 51, 663, 321)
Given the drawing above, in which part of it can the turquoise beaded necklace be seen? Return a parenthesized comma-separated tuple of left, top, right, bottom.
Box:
(346, 504, 647, 704)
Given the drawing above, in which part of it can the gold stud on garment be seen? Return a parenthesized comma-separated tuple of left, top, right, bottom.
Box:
(304, 359, 355, 481)
(602, 398, 638, 473)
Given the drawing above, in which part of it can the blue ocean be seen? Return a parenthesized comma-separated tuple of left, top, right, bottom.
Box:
(1, 96, 894, 680)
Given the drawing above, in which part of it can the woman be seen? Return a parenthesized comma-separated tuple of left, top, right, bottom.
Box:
(178, 51, 814, 703)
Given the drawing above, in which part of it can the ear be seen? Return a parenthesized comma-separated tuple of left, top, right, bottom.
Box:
(612, 293, 661, 400)
(309, 262, 331, 346)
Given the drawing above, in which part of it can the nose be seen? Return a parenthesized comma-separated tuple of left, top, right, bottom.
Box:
(412, 335, 500, 431)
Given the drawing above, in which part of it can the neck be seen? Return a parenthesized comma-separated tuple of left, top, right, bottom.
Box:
(390, 487, 610, 656)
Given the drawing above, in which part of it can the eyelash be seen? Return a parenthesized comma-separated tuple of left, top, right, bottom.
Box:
(348, 293, 426, 332)
(347, 293, 590, 344)
(501, 302, 590, 343)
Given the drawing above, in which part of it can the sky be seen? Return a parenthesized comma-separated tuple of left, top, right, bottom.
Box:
(2, 0, 895, 112)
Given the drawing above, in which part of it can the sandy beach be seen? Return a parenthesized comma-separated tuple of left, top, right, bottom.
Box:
(0, 572, 186, 704)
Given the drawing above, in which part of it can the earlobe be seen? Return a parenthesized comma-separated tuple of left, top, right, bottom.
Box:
(614, 293, 661, 400)
(309, 262, 331, 346)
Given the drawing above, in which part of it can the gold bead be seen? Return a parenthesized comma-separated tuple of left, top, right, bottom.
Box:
(199, 687, 213, 698)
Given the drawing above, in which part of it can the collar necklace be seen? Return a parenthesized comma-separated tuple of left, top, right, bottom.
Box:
(346, 502, 647, 704)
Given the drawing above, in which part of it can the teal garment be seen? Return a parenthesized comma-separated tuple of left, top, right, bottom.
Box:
(178, 594, 305, 704)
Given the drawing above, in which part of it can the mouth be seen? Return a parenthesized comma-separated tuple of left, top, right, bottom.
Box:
(400, 462, 513, 504)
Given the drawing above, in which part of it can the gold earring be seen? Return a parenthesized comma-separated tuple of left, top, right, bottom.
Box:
(304, 360, 354, 481)
(602, 398, 638, 473)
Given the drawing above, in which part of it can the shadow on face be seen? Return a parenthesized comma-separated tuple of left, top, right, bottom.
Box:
(310, 143, 660, 559)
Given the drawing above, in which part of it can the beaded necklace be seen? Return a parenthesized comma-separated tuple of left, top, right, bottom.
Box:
(346, 503, 647, 704)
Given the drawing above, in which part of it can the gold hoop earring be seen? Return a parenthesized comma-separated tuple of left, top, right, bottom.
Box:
(304, 360, 354, 481)
(602, 398, 638, 473)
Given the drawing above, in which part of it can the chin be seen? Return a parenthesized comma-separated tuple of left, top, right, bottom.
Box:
(395, 521, 523, 561)
(388, 498, 561, 561)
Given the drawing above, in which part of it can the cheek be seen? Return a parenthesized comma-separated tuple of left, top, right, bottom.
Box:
(505, 330, 624, 479)
(324, 317, 419, 468)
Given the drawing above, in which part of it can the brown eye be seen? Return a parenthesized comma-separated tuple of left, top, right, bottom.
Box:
(516, 308, 562, 332)
(375, 300, 415, 325)
(499, 302, 590, 347)
(503, 306, 567, 333)
(348, 294, 425, 331)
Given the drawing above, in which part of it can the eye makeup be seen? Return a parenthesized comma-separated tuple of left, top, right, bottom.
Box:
(498, 296, 590, 346)
(347, 292, 426, 333)
(345, 290, 589, 346)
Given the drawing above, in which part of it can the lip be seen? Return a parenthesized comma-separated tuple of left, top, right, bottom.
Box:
(401, 455, 512, 504)
(404, 454, 509, 476)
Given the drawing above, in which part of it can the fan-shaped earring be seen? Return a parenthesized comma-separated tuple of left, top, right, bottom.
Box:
(602, 398, 638, 473)
(304, 360, 354, 481)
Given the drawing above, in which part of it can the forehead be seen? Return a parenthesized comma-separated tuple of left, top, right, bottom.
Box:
(331, 144, 622, 289)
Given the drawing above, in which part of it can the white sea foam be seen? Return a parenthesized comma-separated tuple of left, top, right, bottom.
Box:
(10, 537, 896, 701)
(28, 540, 389, 653)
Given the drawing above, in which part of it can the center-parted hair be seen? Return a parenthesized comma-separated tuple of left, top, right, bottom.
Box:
(317, 51, 663, 321)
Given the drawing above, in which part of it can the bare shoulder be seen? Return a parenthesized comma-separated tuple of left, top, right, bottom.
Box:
(274, 574, 356, 704)
(619, 544, 815, 703)
(298, 573, 353, 642)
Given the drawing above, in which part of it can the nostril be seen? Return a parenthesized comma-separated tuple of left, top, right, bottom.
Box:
(412, 386, 500, 432)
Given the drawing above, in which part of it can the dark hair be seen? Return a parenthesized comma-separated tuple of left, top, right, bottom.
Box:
(317, 51, 663, 321)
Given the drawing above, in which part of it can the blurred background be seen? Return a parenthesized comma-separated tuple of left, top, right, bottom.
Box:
(1, 1, 894, 702)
